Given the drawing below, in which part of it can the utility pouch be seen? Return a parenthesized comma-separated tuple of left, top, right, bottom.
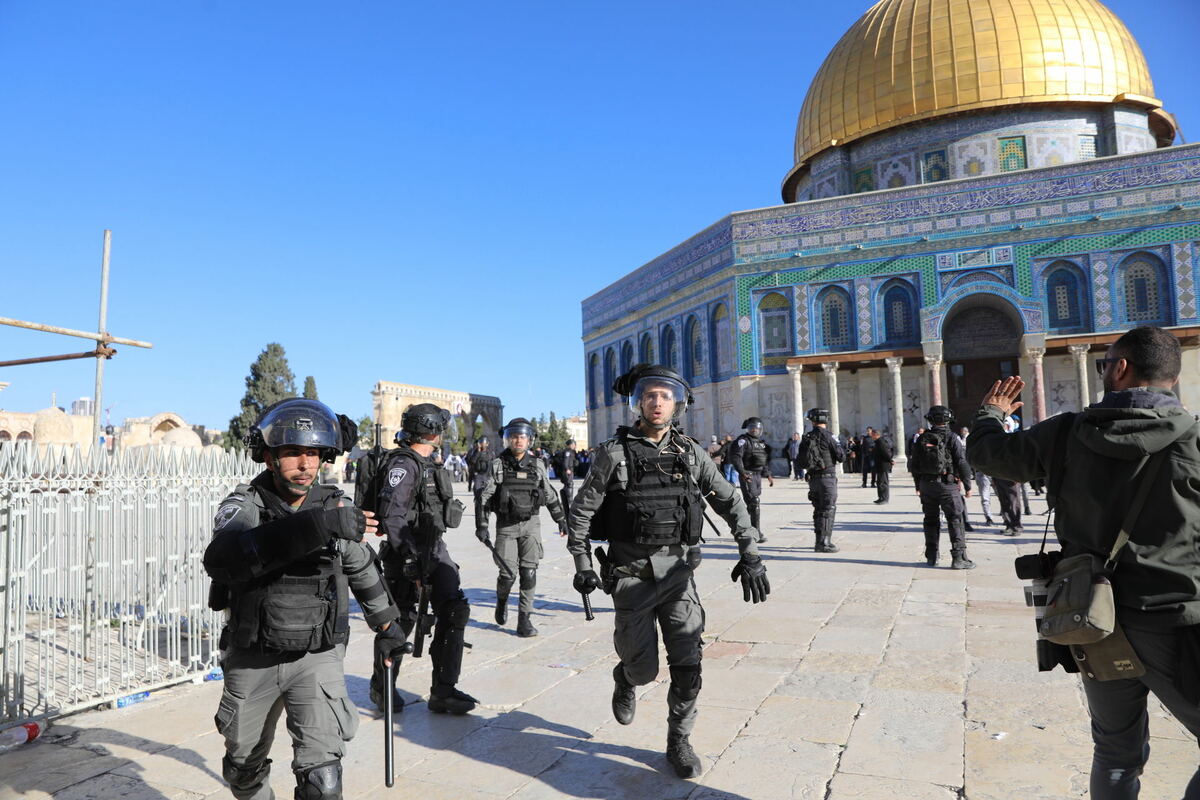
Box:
(1070, 621, 1146, 681)
(1040, 555, 1116, 645)
(259, 579, 331, 651)
(444, 498, 465, 529)
(631, 503, 683, 547)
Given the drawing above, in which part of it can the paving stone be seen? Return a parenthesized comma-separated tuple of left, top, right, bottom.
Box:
(697, 734, 840, 800)
(741, 695, 859, 745)
(807, 625, 891, 655)
(827, 772, 959, 800)
(840, 688, 965, 787)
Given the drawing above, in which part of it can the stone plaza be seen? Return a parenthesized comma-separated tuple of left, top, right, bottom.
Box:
(2, 476, 1193, 800)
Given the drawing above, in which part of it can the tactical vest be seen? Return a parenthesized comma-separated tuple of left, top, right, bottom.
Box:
(492, 452, 543, 522)
(803, 430, 833, 472)
(741, 436, 768, 470)
(594, 433, 703, 546)
(397, 448, 462, 538)
(223, 484, 349, 653)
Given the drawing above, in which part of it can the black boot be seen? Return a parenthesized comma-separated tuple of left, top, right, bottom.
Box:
(495, 579, 512, 626)
(951, 554, 976, 570)
(369, 675, 403, 715)
(820, 532, 839, 553)
(612, 664, 636, 725)
(516, 612, 538, 638)
(427, 686, 478, 714)
(666, 733, 702, 778)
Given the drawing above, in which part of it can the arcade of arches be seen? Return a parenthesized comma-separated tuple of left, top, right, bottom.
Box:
(371, 381, 504, 452)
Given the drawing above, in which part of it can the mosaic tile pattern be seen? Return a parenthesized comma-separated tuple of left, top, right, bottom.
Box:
(877, 154, 916, 189)
(1173, 243, 1196, 321)
(852, 167, 875, 194)
(1091, 254, 1112, 327)
(958, 249, 992, 268)
(993, 246, 1013, 263)
(1079, 135, 1097, 160)
(940, 267, 1015, 294)
(1032, 134, 1072, 168)
(855, 280, 873, 347)
(795, 284, 812, 352)
(922, 149, 950, 183)
(999, 136, 1028, 172)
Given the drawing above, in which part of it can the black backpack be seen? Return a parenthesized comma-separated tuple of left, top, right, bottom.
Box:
(353, 445, 402, 514)
(910, 430, 952, 476)
(803, 430, 832, 472)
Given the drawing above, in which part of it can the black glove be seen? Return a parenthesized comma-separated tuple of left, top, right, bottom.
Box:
(374, 624, 412, 671)
(475, 527, 490, 545)
(730, 555, 770, 604)
(573, 570, 601, 595)
(331, 507, 366, 543)
(558, 520, 569, 537)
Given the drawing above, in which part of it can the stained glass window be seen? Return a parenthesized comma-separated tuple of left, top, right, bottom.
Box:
(998, 136, 1027, 172)
(883, 285, 914, 342)
(662, 327, 678, 370)
(821, 290, 851, 350)
(758, 292, 791, 355)
(639, 332, 654, 364)
(1124, 260, 1162, 322)
(1046, 268, 1083, 328)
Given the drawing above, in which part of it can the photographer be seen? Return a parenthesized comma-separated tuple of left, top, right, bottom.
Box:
(966, 326, 1200, 800)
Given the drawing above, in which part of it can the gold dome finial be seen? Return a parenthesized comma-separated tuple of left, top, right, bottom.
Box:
(788, 0, 1171, 185)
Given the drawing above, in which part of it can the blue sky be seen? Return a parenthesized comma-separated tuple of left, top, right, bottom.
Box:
(1, 1, 1196, 433)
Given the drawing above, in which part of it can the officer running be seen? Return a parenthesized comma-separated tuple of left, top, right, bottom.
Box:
(370, 403, 479, 715)
(465, 436, 494, 530)
(568, 363, 769, 779)
(728, 416, 774, 543)
(204, 399, 407, 800)
(478, 418, 569, 637)
(798, 408, 845, 553)
(910, 405, 975, 569)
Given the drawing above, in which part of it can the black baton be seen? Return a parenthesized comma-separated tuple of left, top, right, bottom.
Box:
(581, 591, 594, 621)
(384, 661, 394, 787)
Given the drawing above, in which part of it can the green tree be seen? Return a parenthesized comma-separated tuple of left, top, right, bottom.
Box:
(356, 414, 375, 448)
(303, 375, 319, 400)
(226, 343, 297, 450)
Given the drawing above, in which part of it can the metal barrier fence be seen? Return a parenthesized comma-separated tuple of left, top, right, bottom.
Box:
(0, 442, 258, 726)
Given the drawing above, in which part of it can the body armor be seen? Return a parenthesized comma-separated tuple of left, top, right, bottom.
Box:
(740, 436, 768, 470)
(595, 433, 703, 546)
(492, 453, 543, 522)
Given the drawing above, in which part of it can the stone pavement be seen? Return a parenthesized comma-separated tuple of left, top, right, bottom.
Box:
(2, 475, 1195, 799)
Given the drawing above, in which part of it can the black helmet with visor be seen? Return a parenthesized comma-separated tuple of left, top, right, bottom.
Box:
(613, 363, 693, 419)
(502, 418, 537, 449)
(246, 398, 347, 463)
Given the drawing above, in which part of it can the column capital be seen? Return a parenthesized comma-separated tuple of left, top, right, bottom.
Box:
(820, 361, 839, 375)
(1022, 346, 1046, 362)
(923, 354, 943, 368)
(1067, 344, 1091, 359)
(884, 356, 904, 372)
(786, 363, 804, 376)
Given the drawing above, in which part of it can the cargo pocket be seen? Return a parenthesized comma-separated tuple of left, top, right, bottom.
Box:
(320, 679, 359, 742)
(214, 688, 242, 742)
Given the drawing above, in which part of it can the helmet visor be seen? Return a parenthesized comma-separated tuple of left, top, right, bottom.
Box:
(258, 400, 340, 452)
(628, 376, 687, 419)
(503, 422, 536, 450)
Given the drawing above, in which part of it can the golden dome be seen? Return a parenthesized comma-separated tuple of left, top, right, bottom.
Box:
(790, 0, 1172, 174)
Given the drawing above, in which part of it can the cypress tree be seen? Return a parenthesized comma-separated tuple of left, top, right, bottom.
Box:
(226, 343, 297, 450)
(303, 376, 319, 400)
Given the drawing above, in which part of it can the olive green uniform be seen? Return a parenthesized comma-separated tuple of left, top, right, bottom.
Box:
(567, 425, 759, 736)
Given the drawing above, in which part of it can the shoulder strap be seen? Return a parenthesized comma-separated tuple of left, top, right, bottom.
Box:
(1104, 448, 1169, 570)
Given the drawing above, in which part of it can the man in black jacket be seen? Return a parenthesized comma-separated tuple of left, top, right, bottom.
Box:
(798, 408, 845, 553)
(870, 428, 894, 504)
(911, 406, 974, 569)
(968, 326, 1200, 799)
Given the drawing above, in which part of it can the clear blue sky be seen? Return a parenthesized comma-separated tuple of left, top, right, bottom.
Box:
(2, 1, 1196, 432)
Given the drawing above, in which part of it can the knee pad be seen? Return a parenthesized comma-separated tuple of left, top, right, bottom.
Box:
(222, 755, 271, 792)
(294, 760, 341, 800)
(445, 596, 470, 629)
(668, 664, 702, 701)
(519, 567, 537, 591)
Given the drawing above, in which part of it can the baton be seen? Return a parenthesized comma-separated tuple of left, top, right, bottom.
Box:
(581, 591, 594, 621)
(384, 661, 394, 787)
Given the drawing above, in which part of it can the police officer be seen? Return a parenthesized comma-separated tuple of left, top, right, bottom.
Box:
(911, 406, 975, 569)
(728, 417, 774, 543)
(466, 436, 494, 529)
(870, 427, 894, 504)
(568, 363, 769, 779)
(371, 403, 479, 715)
(798, 408, 845, 553)
(204, 399, 406, 800)
(556, 439, 578, 510)
(478, 418, 569, 637)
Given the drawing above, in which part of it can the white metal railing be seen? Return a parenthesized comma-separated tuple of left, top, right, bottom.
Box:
(0, 442, 257, 725)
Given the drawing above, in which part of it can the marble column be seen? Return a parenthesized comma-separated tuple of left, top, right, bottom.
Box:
(884, 357, 907, 462)
(1023, 346, 1047, 423)
(787, 364, 805, 436)
(923, 355, 944, 406)
(1068, 344, 1092, 411)
(821, 362, 840, 437)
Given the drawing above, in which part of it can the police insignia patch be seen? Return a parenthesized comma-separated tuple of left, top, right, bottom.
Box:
(213, 504, 240, 531)
(388, 467, 407, 487)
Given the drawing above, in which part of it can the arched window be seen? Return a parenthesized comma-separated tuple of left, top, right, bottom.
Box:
(1044, 262, 1088, 330)
(684, 316, 703, 381)
(620, 341, 634, 375)
(758, 292, 792, 356)
(639, 332, 654, 364)
(587, 353, 599, 409)
(16, 432, 32, 441)
(603, 348, 616, 406)
(1120, 253, 1171, 325)
(0, 431, 11, 442)
(881, 283, 916, 344)
(817, 287, 854, 351)
(711, 303, 732, 376)
(661, 326, 678, 370)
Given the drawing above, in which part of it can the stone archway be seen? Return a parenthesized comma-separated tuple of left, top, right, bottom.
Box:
(941, 296, 1024, 425)
(372, 381, 504, 451)
(148, 412, 187, 444)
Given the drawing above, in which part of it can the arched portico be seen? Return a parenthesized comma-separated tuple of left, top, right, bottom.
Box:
(939, 295, 1025, 425)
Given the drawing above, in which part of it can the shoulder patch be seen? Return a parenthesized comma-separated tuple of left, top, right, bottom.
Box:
(213, 503, 241, 531)
(388, 466, 408, 487)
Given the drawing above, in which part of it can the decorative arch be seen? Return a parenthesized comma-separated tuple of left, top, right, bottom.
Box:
(638, 332, 654, 364)
(149, 412, 187, 444)
(603, 348, 616, 406)
(0, 430, 11, 442)
(940, 294, 1024, 359)
(683, 315, 704, 382)
(661, 325, 679, 371)
(757, 291, 792, 357)
(619, 340, 634, 375)
(1117, 252, 1172, 325)
(878, 279, 917, 345)
(16, 431, 32, 441)
(1042, 260, 1090, 332)
(815, 286, 855, 352)
(710, 303, 732, 377)
(587, 353, 599, 409)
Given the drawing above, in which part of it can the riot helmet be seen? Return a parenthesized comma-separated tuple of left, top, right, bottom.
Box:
(502, 418, 536, 454)
(245, 398, 346, 463)
(401, 403, 451, 438)
(806, 408, 830, 426)
(742, 416, 764, 437)
(614, 363, 693, 423)
(925, 405, 954, 426)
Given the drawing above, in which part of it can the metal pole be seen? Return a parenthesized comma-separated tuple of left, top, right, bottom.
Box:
(0, 317, 151, 349)
(84, 230, 111, 662)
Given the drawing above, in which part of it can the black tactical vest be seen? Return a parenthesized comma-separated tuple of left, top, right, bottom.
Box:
(399, 448, 454, 538)
(493, 452, 543, 522)
(595, 433, 703, 546)
(741, 436, 768, 470)
(223, 483, 349, 653)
